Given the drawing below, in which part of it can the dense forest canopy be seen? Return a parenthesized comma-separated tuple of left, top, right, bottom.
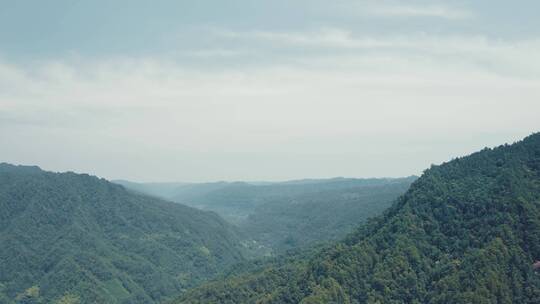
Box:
(0, 164, 247, 304)
(175, 133, 540, 304)
(0, 166, 414, 303)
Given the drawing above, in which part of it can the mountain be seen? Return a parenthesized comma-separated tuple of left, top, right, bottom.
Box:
(170, 178, 414, 222)
(175, 133, 540, 303)
(116, 178, 416, 222)
(0, 164, 247, 304)
(241, 178, 415, 252)
(117, 177, 416, 253)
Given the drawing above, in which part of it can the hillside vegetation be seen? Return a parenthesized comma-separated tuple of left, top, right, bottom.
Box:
(241, 179, 414, 252)
(0, 164, 247, 304)
(176, 133, 540, 303)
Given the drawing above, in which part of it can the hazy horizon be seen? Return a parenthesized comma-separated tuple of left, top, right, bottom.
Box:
(1, 1, 539, 182)
(2, 133, 532, 183)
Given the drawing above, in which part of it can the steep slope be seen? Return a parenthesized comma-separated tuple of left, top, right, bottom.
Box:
(0, 164, 246, 304)
(176, 133, 540, 304)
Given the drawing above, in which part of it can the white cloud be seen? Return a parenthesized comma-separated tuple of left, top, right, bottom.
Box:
(364, 3, 473, 19)
(1, 30, 539, 181)
(213, 28, 540, 78)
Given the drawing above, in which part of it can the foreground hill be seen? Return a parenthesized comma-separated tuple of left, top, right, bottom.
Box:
(118, 177, 415, 253)
(0, 164, 246, 304)
(176, 133, 540, 303)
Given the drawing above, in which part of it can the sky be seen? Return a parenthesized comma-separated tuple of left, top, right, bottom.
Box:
(1, 0, 539, 182)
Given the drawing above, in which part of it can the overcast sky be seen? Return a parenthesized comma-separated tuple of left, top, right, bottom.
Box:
(1, 0, 539, 182)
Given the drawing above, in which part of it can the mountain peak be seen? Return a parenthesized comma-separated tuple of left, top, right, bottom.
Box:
(0, 162, 42, 173)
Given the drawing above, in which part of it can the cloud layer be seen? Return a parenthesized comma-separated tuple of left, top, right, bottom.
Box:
(363, 4, 473, 19)
(1, 1, 539, 181)
(1, 27, 539, 181)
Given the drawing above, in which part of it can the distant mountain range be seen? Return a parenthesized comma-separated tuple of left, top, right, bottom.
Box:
(175, 133, 540, 303)
(115, 176, 416, 253)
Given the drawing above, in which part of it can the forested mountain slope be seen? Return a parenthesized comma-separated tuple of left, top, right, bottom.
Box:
(241, 179, 414, 252)
(176, 133, 540, 304)
(0, 164, 247, 304)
